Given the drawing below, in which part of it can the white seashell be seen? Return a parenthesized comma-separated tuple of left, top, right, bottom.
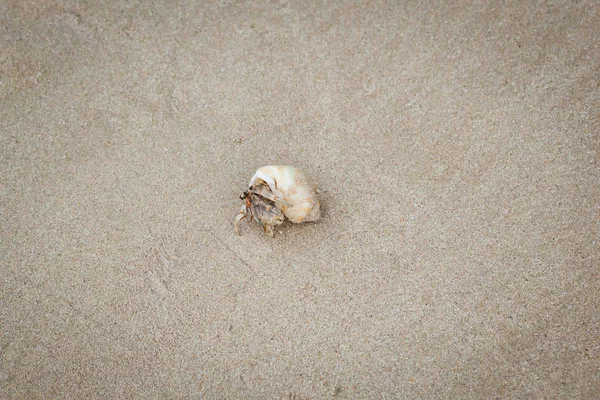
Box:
(248, 165, 320, 223)
(234, 165, 320, 236)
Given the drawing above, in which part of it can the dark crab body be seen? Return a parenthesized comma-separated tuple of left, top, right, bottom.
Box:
(234, 189, 285, 237)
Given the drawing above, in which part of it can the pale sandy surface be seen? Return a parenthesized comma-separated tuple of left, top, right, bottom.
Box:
(1, 1, 599, 398)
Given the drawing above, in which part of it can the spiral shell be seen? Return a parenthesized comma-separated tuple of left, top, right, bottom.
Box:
(248, 165, 320, 223)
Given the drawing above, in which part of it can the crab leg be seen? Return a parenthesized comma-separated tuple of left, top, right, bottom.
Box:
(249, 171, 287, 202)
(250, 217, 273, 238)
(256, 187, 293, 207)
(234, 206, 248, 235)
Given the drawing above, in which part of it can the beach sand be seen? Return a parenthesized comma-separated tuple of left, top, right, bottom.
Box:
(1, 1, 599, 398)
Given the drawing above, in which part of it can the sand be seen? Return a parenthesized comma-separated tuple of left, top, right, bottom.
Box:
(1, 1, 599, 398)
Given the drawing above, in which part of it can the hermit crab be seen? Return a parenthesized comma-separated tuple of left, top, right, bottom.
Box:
(234, 165, 320, 237)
